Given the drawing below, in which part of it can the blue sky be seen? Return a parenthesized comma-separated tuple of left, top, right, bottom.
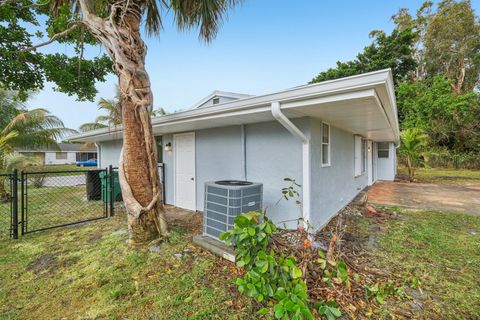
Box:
(28, 0, 480, 130)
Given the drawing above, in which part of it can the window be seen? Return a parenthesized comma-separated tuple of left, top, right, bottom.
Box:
(76, 152, 97, 161)
(155, 136, 163, 163)
(212, 97, 220, 105)
(21, 152, 34, 157)
(321, 123, 330, 166)
(377, 142, 390, 158)
(55, 152, 67, 160)
(361, 139, 367, 173)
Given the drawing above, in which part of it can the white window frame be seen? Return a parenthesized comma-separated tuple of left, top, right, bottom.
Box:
(377, 142, 390, 158)
(361, 138, 367, 173)
(321, 122, 331, 167)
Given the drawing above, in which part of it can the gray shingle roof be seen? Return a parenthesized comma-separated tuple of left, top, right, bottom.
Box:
(14, 143, 96, 153)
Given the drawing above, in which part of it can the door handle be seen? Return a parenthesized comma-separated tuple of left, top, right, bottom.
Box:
(190, 177, 194, 181)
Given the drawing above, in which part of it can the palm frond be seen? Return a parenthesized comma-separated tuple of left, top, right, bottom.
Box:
(145, 0, 164, 36)
(79, 122, 108, 132)
(170, 0, 242, 42)
(3, 153, 39, 172)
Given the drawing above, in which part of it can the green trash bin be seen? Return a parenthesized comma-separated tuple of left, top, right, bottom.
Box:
(99, 171, 122, 202)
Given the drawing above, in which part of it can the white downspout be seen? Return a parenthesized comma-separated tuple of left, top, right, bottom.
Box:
(95, 142, 101, 168)
(271, 102, 310, 229)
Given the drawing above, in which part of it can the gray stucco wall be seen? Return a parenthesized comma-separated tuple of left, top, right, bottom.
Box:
(160, 121, 305, 226)
(376, 142, 396, 181)
(97, 116, 386, 231)
(195, 126, 244, 209)
(310, 119, 368, 229)
(245, 120, 306, 228)
(162, 134, 174, 205)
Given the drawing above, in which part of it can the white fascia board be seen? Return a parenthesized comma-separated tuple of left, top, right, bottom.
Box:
(67, 69, 397, 142)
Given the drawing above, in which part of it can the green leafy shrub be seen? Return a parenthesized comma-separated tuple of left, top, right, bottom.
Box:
(220, 211, 314, 320)
(365, 281, 407, 304)
(315, 301, 342, 320)
(426, 147, 480, 169)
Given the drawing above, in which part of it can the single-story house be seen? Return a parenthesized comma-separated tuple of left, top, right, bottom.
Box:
(67, 69, 398, 230)
(15, 143, 97, 166)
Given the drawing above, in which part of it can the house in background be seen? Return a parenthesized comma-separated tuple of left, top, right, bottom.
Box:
(67, 69, 398, 232)
(15, 143, 97, 166)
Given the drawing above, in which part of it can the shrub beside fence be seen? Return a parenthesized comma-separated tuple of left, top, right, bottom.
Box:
(0, 171, 16, 240)
(425, 149, 480, 169)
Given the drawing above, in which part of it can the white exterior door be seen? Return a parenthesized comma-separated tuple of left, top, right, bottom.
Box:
(174, 132, 196, 211)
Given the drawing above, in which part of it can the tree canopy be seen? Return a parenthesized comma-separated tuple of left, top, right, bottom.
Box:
(0, 1, 113, 101)
(310, 28, 417, 86)
(310, 0, 480, 157)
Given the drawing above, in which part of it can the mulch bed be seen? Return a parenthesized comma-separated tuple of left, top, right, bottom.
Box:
(268, 203, 402, 318)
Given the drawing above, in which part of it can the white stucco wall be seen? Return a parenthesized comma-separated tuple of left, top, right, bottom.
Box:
(376, 142, 396, 181)
(44, 152, 76, 165)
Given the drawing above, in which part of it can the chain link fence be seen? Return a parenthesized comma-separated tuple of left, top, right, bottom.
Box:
(21, 169, 109, 234)
(0, 173, 15, 240)
(0, 163, 166, 239)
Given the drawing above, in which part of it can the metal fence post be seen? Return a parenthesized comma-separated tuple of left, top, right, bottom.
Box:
(109, 165, 114, 217)
(11, 169, 18, 239)
(20, 170, 25, 235)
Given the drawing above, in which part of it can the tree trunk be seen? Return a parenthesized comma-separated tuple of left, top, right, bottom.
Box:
(79, 1, 168, 245)
(407, 156, 414, 181)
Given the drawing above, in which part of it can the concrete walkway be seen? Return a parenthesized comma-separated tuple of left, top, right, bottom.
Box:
(368, 181, 480, 215)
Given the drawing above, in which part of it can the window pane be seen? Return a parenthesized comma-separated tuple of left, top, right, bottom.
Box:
(377, 142, 389, 150)
(378, 150, 389, 158)
(322, 124, 329, 143)
(322, 144, 329, 164)
(56, 152, 67, 160)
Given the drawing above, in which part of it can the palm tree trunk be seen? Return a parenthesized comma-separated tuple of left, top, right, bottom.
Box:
(407, 156, 414, 181)
(79, 0, 168, 244)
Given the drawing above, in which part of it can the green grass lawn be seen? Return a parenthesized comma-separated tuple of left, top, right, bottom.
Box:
(367, 208, 480, 318)
(397, 166, 480, 184)
(0, 215, 254, 320)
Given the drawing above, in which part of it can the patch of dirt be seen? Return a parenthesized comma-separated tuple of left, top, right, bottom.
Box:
(368, 181, 480, 215)
(59, 256, 80, 268)
(26, 253, 57, 276)
(166, 208, 203, 235)
(86, 232, 103, 244)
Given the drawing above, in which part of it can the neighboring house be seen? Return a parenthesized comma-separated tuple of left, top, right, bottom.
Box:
(15, 143, 97, 166)
(67, 69, 399, 230)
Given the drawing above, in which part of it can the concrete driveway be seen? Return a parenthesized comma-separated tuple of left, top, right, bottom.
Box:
(368, 181, 480, 215)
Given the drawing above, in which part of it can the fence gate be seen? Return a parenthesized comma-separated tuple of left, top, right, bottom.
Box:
(21, 168, 111, 235)
(0, 171, 17, 239)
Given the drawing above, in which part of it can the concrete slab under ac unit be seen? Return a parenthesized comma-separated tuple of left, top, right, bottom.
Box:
(192, 235, 236, 263)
